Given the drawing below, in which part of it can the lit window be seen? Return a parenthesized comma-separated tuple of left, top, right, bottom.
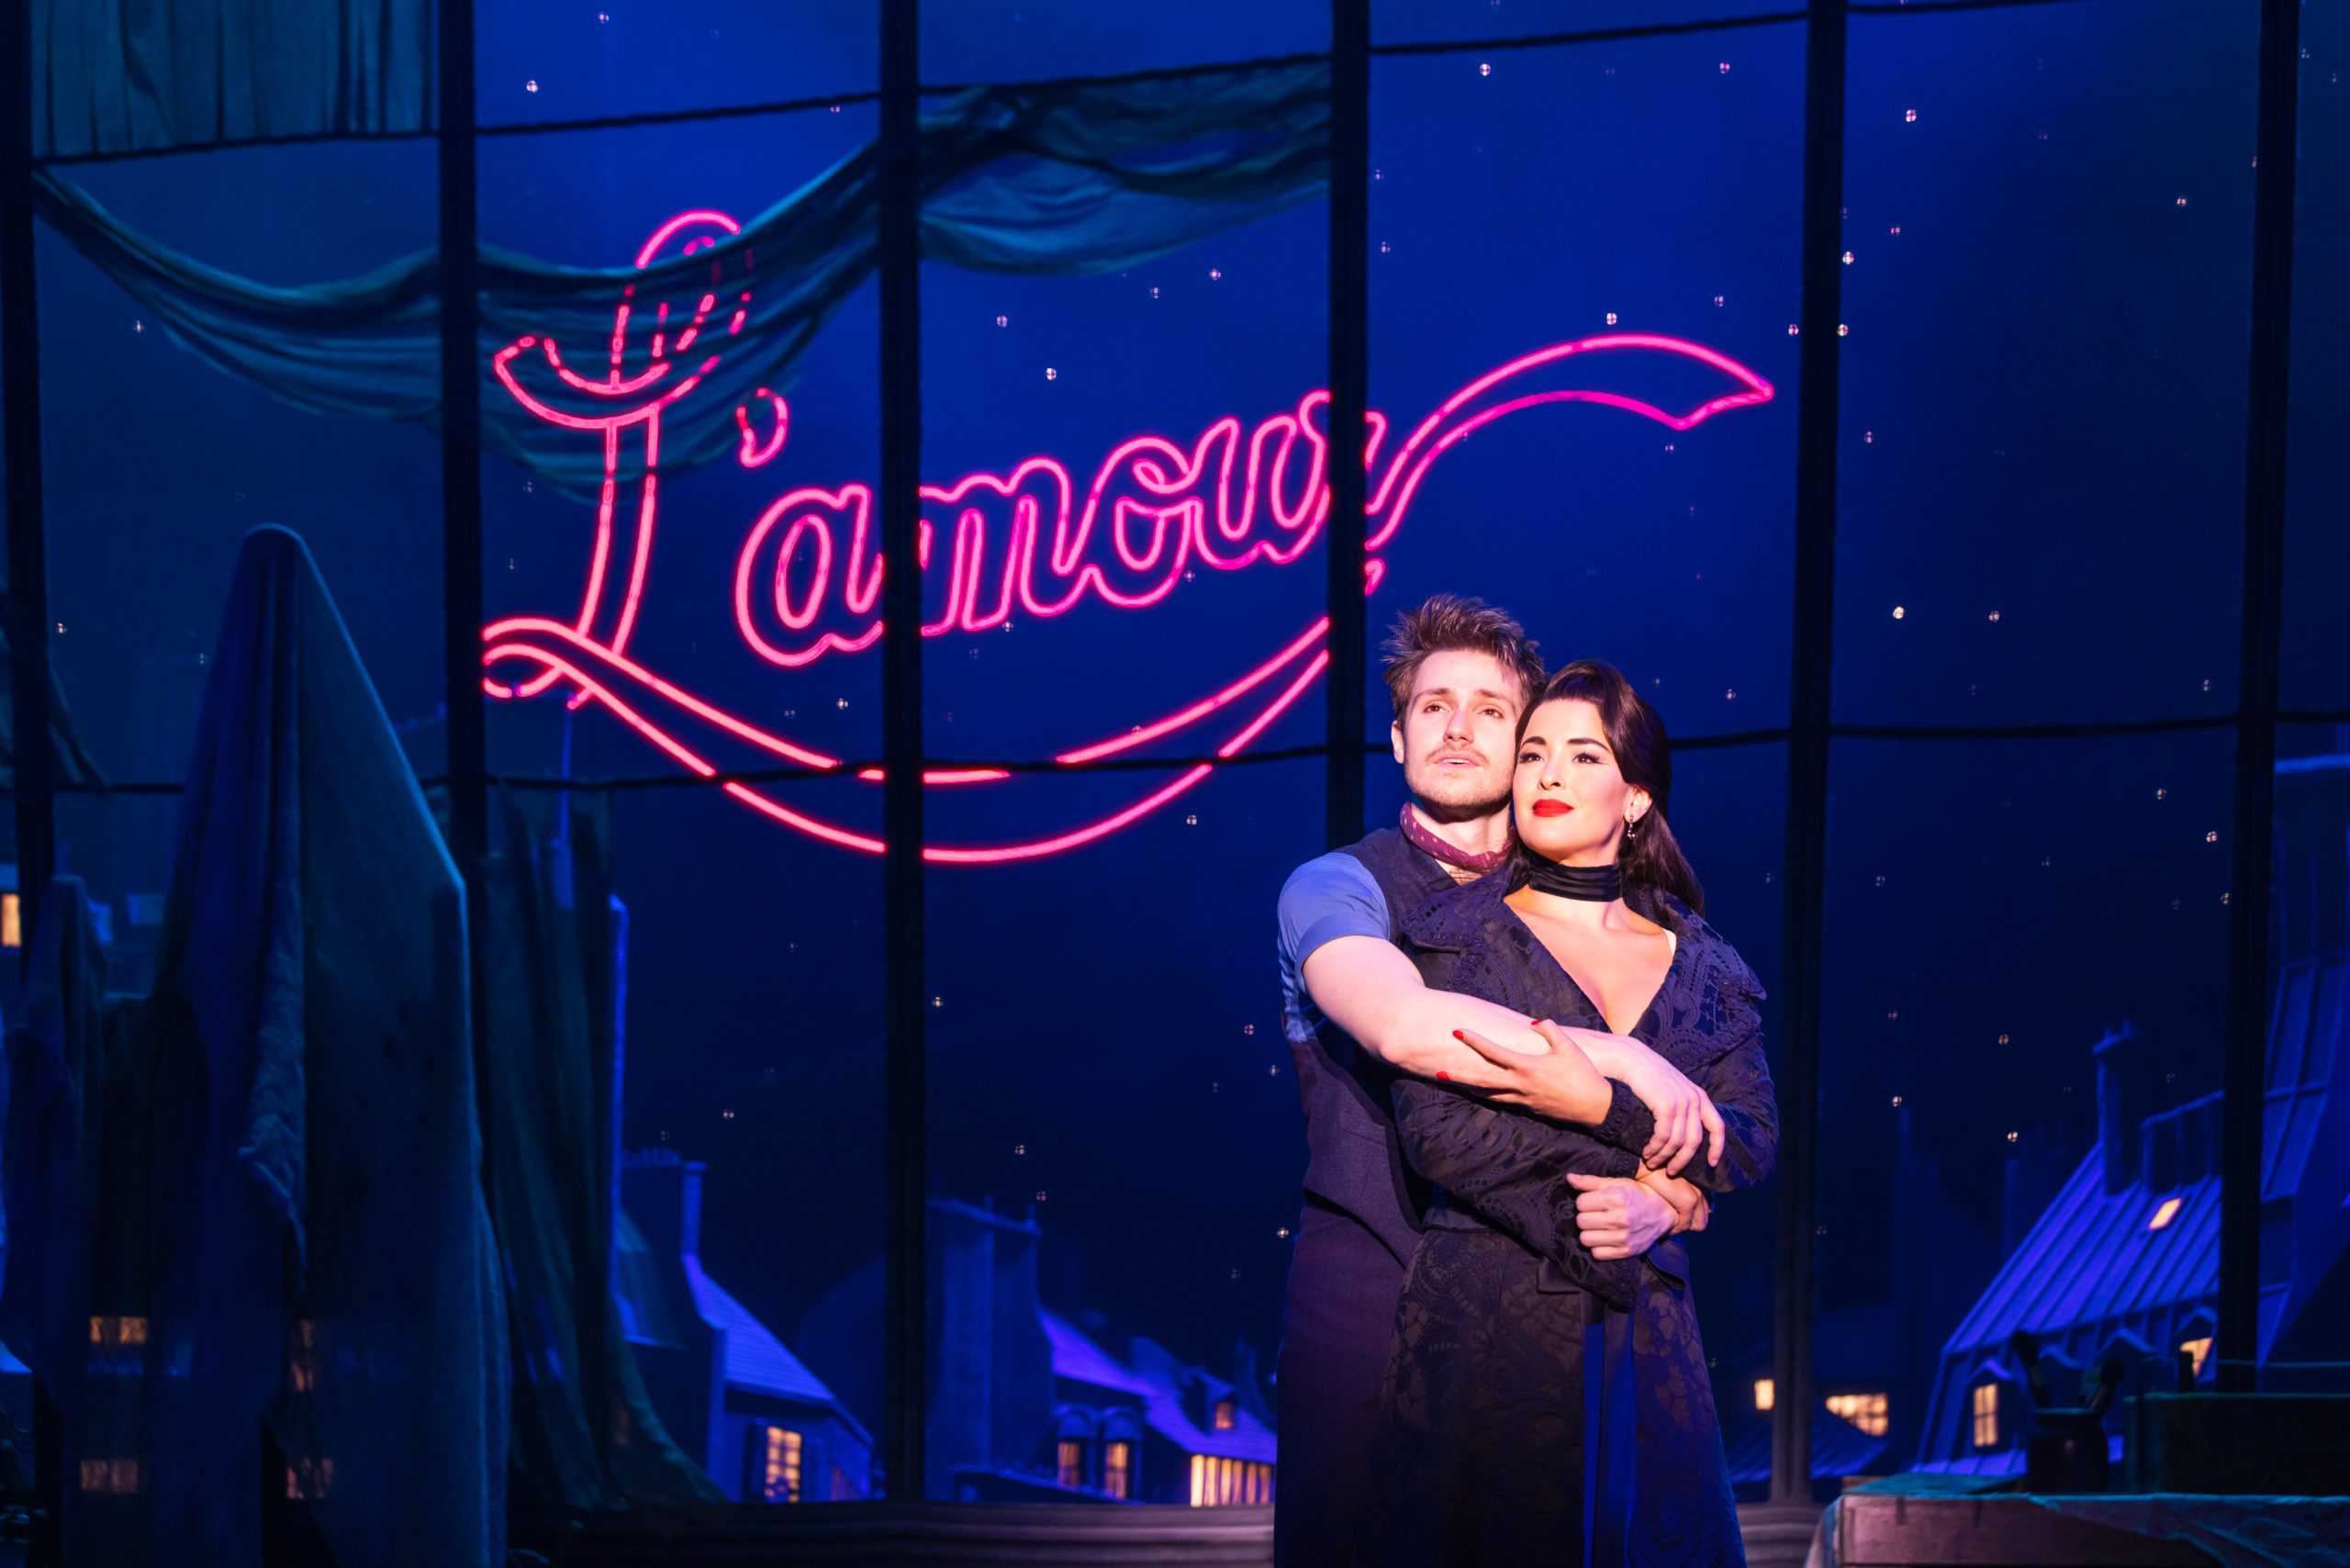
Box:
(2, 892, 18, 949)
(287, 1319, 321, 1394)
(752, 1426, 801, 1503)
(2148, 1196, 2184, 1231)
(1753, 1378, 1774, 1411)
(2179, 1337, 2212, 1380)
(1058, 1439, 1084, 1489)
(284, 1457, 335, 1499)
(89, 1316, 148, 1347)
(1970, 1383, 2000, 1450)
(1825, 1393, 1889, 1437)
(79, 1459, 140, 1495)
(1214, 1398, 1237, 1431)
(1102, 1440, 1132, 1499)
(1189, 1454, 1275, 1506)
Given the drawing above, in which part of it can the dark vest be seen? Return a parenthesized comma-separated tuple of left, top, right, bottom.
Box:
(1288, 827, 1459, 1264)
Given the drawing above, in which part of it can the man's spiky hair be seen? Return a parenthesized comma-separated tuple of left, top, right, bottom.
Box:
(1379, 594, 1546, 718)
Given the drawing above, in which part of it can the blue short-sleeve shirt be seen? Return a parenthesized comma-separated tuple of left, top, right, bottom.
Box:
(1277, 851, 1391, 1048)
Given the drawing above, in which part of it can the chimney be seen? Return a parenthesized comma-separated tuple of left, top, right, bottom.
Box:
(2095, 1025, 2142, 1196)
(2002, 1121, 2069, 1257)
(621, 1148, 704, 1263)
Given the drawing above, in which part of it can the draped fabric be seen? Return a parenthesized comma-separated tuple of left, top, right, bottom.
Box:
(0, 526, 507, 1568)
(461, 782, 721, 1511)
(33, 0, 432, 161)
(28, 58, 1331, 496)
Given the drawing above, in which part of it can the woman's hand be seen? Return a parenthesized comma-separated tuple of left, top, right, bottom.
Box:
(1635, 1166, 1710, 1235)
(1550, 1024, 1724, 1177)
(1443, 1025, 1613, 1124)
(1566, 1173, 1677, 1260)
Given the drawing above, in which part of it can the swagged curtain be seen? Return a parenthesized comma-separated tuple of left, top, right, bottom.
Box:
(30, 58, 1333, 497)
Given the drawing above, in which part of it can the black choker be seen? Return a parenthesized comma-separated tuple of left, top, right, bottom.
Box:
(1522, 858, 1622, 902)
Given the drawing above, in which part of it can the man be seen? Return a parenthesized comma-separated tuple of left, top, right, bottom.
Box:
(1272, 596, 1719, 1567)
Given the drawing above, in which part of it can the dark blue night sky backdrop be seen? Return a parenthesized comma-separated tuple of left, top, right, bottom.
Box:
(28, 0, 2350, 1461)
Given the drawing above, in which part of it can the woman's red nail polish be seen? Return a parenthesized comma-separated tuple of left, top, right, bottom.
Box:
(1437, 1071, 1451, 1081)
(1451, 1029, 1468, 1042)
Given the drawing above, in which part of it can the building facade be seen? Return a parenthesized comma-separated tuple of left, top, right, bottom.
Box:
(615, 1150, 874, 1502)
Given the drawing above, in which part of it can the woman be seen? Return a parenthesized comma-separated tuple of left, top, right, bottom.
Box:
(1357, 660, 1777, 1568)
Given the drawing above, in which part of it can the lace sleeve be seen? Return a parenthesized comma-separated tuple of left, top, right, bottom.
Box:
(1390, 1078, 1643, 1309)
(1672, 955, 1779, 1193)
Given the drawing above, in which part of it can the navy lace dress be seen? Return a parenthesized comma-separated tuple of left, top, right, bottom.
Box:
(1355, 876, 1777, 1568)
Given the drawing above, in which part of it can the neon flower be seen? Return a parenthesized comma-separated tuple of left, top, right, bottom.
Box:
(487, 213, 1775, 863)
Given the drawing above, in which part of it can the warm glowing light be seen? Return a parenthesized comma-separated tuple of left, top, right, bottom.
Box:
(90, 1316, 147, 1346)
(1, 891, 17, 948)
(1058, 1439, 1083, 1489)
(1753, 1378, 1774, 1411)
(1970, 1383, 2000, 1450)
(1825, 1392, 1889, 1437)
(1188, 1453, 1273, 1506)
(81, 1460, 140, 1495)
(1103, 1440, 1132, 1499)
(1214, 1399, 1237, 1431)
(2148, 1196, 2185, 1230)
(488, 211, 1776, 862)
(2178, 1336, 2212, 1379)
(755, 1425, 802, 1503)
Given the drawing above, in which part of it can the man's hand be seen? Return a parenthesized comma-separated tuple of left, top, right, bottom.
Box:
(1635, 1165, 1710, 1235)
(1550, 1022, 1724, 1177)
(1444, 1025, 1613, 1124)
(1566, 1173, 1677, 1260)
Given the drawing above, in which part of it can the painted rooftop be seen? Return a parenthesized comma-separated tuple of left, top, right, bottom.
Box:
(1039, 1307, 1157, 1399)
(1125, 1336, 1279, 1465)
(1942, 1147, 2221, 1357)
(688, 1257, 867, 1442)
(1041, 1310, 1277, 1465)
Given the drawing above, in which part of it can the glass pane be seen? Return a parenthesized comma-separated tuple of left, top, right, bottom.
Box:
(2283, 3, 2350, 711)
(479, 0, 878, 130)
(1369, 25, 1804, 739)
(1814, 734, 2230, 1488)
(478, 104, 887, 1503)
(38, 137, 442, 895)
(1670, 742, 1788, 1502)
(918, 173, 1326, 1498)
(924, 0, 1324, 86)
(1373, 0, 1810, 51)
(1839, 0, 2260, 727)
(2261, 0, 2350, 1411)
(2263, 722, 2350, 1393)
(480, 107, 883, 787)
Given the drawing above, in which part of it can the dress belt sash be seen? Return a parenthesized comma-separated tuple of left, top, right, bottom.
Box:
(1582, 1290, 1637, 1568)
(1582, 1237, 1684, 1568)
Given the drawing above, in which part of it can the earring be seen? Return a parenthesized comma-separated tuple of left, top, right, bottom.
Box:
(1622, 816, 1639, 842)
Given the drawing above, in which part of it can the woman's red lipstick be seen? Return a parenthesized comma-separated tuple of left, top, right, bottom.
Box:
(1530, 800, 1572, 817)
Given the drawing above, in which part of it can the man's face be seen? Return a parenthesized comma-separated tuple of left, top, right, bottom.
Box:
(1391, 648, 1526, 820)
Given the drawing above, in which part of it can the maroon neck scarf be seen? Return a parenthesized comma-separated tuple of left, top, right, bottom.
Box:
(1398, 803, 1511, 875)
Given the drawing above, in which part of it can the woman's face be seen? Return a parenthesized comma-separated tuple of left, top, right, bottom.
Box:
(1514, 698, 1652, 867)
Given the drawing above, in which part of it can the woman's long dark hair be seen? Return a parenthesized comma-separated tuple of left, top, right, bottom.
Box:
(1509, 659, 1707, 915)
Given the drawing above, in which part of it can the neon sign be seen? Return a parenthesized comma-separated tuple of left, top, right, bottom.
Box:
(484, 213, 1775, 863)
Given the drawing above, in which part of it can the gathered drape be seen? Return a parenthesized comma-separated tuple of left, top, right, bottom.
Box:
(31, 59, 1332, 496)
